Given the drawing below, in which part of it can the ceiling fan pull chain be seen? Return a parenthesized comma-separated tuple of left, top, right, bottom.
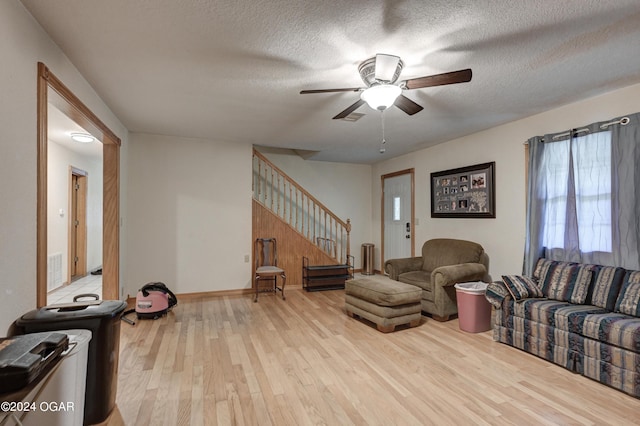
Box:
(380, 111, 386, 154)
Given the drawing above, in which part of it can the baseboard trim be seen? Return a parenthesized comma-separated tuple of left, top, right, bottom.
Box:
(126, 286, 313, 303)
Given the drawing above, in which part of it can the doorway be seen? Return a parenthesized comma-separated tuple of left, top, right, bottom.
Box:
(381, 169, 415, 268)
(37, 62, 120, 306)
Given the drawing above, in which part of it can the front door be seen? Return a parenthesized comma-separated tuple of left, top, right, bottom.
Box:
(382, 170, 414, 268)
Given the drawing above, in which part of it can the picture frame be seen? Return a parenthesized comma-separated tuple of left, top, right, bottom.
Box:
(430, 162, 495, 218)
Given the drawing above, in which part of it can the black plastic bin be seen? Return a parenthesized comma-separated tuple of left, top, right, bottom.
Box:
(14, 299, 126, 425)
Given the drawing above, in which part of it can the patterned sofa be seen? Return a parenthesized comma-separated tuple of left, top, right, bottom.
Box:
(485, 258, 640, 398)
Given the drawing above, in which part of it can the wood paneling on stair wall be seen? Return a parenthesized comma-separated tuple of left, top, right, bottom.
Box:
(252, 200, 339, 288)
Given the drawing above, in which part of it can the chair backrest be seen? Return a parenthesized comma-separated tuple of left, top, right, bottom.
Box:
(421, 238, 485, 271)
(316, 237, 336, 257)
(255, 238, 278, 268)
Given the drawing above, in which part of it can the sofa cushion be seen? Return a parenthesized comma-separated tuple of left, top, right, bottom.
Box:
(552, 304, 610, 336)
(544, 263, 593, 304)
(510, 299, 572, 328)
(505, 298, 608, 330)
(534, 260, 592, 304)
(591, 266, 626, 311)
(398, 270, 432, 291)
(581, 313, 640, 353)
(614, 271, 640, 317)
(532, 258, 559, 282)
(421, 238, 483, 272)
(502, 275, 543, 300)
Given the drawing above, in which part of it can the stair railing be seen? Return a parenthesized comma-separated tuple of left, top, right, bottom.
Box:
(252, 149, 351, 264)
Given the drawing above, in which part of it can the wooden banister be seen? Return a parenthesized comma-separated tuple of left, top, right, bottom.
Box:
(252, 149, 351, 264)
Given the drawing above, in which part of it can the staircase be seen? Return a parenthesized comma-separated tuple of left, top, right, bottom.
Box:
(252, 149, 352, 288)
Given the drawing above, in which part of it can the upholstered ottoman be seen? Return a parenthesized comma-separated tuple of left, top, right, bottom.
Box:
(345, 277, 422, 332)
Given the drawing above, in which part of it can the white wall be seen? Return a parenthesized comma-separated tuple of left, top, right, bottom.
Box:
(0, 0, 128, 333)
(257, 147, 373, 269)
(124, 133, 253, 296)
(47, 141, 103, 287)
(372, 82, 640, 279)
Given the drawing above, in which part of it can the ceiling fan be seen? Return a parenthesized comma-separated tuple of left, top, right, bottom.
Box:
(300, 54, 472, 119)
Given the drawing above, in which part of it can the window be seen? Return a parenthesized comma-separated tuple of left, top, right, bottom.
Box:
(525, 112, 639, 274)
(393, 196, 401, 221)
(539, 131, 612, 253)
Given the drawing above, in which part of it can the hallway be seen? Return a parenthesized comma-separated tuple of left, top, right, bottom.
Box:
(47, 274, 102, 304)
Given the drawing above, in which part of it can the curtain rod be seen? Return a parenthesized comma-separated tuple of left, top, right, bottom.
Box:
(523, 127, 591, 144)
(600, 116, 630, 129)
(524, 116, 631, 144)
(551, 127, 590, 140)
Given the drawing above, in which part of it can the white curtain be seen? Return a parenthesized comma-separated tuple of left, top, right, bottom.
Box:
(524, 112, 640, 275)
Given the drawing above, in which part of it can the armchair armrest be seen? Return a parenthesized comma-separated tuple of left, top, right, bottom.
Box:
(432, 263, 487, 287)
(384, 257, 423, 280)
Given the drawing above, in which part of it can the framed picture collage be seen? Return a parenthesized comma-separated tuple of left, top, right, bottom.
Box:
(430, 162, 495, 218)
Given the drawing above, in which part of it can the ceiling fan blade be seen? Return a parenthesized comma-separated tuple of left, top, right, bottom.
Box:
(394, 95, 423, 116)
(300, 87, 362, 94)
(375, 54, 401, 82)
(333, 99, 365, 119)
(403, 68, 472, 90)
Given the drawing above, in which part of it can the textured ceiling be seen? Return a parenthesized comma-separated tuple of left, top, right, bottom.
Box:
(22, 0, 640, 164)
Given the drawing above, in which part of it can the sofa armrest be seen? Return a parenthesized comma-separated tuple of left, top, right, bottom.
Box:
(431, 263, 487, 288)
(485, 280, 511, 309)
(384, 257, 424, 280)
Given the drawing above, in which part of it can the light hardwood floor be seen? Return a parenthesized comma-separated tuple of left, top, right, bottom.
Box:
(105, 288, 640, 425)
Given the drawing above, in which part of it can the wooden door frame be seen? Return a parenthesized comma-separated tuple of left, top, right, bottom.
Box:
(381, 169, 415, 272)
(37, 62, 121, 306)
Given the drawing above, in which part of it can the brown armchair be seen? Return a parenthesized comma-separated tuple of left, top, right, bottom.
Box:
(384, 238, 489, 321)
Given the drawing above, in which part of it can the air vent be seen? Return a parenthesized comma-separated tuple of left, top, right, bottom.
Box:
(342, 112, 365, 122)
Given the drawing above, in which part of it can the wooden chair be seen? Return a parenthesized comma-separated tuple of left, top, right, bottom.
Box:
(254, 238, 286, 302)
(316, 237, 336, 258)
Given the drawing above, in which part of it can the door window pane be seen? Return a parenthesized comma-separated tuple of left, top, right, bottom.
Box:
(393, 196, 401, 221)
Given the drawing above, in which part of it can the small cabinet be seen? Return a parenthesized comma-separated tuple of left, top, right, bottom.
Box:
(302, 256, 354, 291)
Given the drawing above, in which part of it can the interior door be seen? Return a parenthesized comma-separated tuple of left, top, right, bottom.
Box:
(70, 171, 88, 281)
(382, 170, 414, 266)
(70, 174, 78, 278)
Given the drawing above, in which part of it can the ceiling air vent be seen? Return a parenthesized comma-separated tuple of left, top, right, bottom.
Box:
(341, 112, 365, 122)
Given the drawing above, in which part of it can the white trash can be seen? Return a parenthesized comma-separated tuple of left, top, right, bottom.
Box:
(18, 329, 91, 426)
(454, 282, 491, 333)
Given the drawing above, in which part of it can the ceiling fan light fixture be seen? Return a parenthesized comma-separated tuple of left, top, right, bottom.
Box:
(360, 84, 401, 111)
(70, 132, 95, 143)
(374, 54, 402, 82)
(358, 54, 404, 86)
